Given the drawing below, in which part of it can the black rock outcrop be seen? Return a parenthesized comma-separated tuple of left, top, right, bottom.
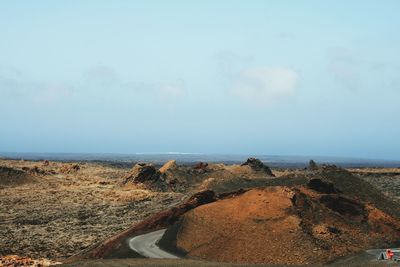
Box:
(241, 158, 274, 176)
(308, 160, 318, 170)
(123, 163, 160, 184)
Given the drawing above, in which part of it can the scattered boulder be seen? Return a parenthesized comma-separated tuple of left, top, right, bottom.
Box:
(241, 158, 274, 176)
(193, 162, 208, 170)
(22, 166, 54, 176)
(159, 160, 177, 174)
(42, 160, 50, 167)
(123, 163, 169, 191)
(124, 163, 159, 184)
(59, 163, 80, 174)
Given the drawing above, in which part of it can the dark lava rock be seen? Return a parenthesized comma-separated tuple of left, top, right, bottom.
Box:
(320, 195, 366, 218)
(307, 178, 339, 194)
(123, 163, 171, 191)
(241, 158, 274, 176)
(123, 163, 159, 184)
(308, 160, 318, 170)
(327, 226, 341, 234)
(291, 191, 313, 211)
(192, 162, 209, 174)
(311, 164, 400, 219)
(193, 162, 208, 170)
(186, 190, 216, 206)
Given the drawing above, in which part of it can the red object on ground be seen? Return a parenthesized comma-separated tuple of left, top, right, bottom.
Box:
(387, 249, 394, 260)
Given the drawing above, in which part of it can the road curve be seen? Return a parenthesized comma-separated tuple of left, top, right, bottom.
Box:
(129, 230, 398, 261)
(128, 229, 179, 259)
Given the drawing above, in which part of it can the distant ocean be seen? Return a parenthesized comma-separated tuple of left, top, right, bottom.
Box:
(0, 152, 399, 168)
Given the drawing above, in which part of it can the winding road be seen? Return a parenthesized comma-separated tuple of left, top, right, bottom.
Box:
(128, 229, 179, 259)
(129, 229, 399, 262)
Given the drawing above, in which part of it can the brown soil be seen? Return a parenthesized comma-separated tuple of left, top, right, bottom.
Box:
(173, 186, 400, 265)
(66, 190, 217, 262)
(0, 166, 36, 187)
(0, 160, 183, 260)
(0, 255, 61, 267)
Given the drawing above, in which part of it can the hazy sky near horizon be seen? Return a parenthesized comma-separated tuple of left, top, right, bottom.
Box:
(1, 1, 400, 159)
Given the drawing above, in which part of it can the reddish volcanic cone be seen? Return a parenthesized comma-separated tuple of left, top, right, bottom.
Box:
(172, 186, 400, 265)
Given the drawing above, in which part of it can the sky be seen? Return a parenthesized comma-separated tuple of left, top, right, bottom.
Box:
(0, 0, 399, 160)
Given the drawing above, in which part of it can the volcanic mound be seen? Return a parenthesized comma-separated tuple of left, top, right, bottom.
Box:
(163, 185, 400, 265)
(122, 158, 276, 192)
(0, 166, 36, 187)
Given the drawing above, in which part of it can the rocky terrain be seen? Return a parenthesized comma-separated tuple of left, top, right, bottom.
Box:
(349, 167, 400, 203)
(1, 158, 400, 266)
(0, 160, 183, 262)
(0, 255, 61, 267)
(168, 185, 399, 265)
(0, 158, 275, 264)
(155, 164, 400, 265)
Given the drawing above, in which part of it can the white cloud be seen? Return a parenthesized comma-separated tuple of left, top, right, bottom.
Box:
(159, 83, 185, 98)
(0, 65, 188, 109)
(156, 82, 186, 110)
(231, 67, 299, 105)
(0, 67, 73, 105)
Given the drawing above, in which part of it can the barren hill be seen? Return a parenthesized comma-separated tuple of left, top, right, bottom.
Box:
(163, 183, 400, 265)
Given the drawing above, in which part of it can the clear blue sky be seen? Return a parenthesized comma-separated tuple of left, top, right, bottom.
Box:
(1, 0, 399, 160)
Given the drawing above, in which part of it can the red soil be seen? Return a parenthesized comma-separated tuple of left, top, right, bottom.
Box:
(175, 186, 400, 265)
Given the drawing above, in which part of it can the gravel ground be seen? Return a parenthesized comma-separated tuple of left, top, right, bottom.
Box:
(350, 168, 400, 202)
(0, 160, 183, 260)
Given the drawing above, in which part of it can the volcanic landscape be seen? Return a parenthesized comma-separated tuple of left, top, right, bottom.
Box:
(1, 157, 400, 266)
